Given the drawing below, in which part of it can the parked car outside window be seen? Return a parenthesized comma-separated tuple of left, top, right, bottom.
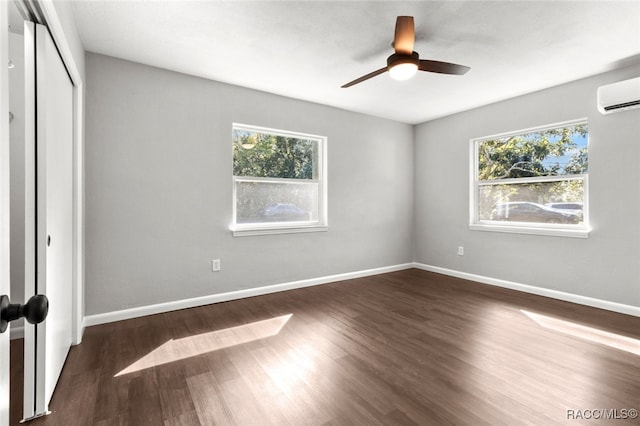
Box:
(545, 202, 583, 212)
(491, 202, 581, 224)
(261, 204, 309, 221)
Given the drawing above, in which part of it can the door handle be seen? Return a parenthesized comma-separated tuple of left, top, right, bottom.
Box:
(0, 294, 49, 333)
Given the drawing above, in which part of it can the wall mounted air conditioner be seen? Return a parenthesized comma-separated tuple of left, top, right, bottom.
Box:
(597, 76, 640, 114)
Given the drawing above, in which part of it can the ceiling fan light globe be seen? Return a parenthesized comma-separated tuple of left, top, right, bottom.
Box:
(389, 62, 418, 80)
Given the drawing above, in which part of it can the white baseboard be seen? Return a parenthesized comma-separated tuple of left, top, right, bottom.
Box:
(83, 263, 415, 328)
(82, 261, 640, 329)
(413, 262, 640, 317)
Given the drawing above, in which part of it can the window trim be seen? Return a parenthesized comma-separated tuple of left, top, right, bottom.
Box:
(469, 118, 591, 238)
(231, 123, 328, 237)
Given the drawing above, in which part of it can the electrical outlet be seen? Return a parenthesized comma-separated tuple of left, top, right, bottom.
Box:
(457, 246, 464, 256)
(212, 259, 221, 272)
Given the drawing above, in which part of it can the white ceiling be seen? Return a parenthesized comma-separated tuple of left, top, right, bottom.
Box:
(71, 1, 640, 124)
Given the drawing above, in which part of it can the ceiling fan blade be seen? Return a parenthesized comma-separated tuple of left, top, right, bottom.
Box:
(419, 60, 470, 75)
(394, 16, 415, 55)
(341, 67, 388, 88)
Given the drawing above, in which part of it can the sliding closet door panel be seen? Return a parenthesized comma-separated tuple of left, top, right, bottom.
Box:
(0, 3, 12, 425)
(38, 20, 73, 411)
(23, 20, 73, 419)
(22, 19, 36, 419)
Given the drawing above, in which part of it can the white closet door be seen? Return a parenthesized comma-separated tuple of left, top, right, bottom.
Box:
(0, 2, 12, 425)
(23, 20, 73, 420)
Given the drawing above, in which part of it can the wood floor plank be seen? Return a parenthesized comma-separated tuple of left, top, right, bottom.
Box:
(155, 361, 198, 421)
(224, 345, 295, 425)
(163, 410, 200, 426)
(249, 343, 334, 425)
(186, 371, 234, 425)
(127, 374, 164, 425)
(218, 375, 276, 425)
(8, 269, 640, 425)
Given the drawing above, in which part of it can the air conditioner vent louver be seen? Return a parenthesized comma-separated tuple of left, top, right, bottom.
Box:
(603, 99, 640, 112)
(597, 77, 640, 114)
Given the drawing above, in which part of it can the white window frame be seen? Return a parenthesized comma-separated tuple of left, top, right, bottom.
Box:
(231, 123, 328, 237)
(469, 118, 591, 238)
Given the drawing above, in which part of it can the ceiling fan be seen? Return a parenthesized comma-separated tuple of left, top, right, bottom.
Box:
(342, 16, 470, 88)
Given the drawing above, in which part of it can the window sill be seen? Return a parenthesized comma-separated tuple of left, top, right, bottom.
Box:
(469, 222, 590, 238)
(232, 224, 328, 237)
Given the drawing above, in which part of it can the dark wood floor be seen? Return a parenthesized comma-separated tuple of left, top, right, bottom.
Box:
(10, 269, 640, 425)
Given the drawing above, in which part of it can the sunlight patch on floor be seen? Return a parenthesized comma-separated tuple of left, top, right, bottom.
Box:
(521, 310, 640, 356)
(260, 343, 318, 398)
(115, 314, 293, 376)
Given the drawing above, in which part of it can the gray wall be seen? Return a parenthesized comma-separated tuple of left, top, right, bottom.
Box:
(85, 53, 414, 315)
(86, 51, 640, 316)
(414, 64, 640, 307)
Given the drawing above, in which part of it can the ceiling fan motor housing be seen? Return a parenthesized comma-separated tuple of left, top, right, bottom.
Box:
(387, 51, 420, 69)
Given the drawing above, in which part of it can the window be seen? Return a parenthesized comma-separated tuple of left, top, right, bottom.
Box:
(232, 124, 327, 236)
(470, 119, 589, 237)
